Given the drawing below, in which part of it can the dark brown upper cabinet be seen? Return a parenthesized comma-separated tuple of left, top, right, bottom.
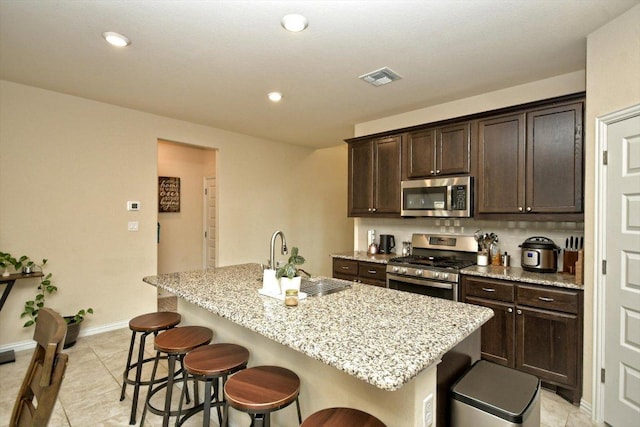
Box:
(403, 122, 470, 179)
(348, 135, 402, 217)
(477, 100, 583, 217)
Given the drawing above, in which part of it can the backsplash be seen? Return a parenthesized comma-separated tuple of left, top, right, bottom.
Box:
(354, 217, 584, 270)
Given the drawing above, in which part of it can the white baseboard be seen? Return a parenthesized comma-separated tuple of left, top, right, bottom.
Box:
(0, 319, 129, 354)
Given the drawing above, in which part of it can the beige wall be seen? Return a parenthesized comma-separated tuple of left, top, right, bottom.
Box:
(585, 2, 640, 411)
(355, 70, 585, 137)
(0, 80, 352, 348)
(157, 140, 216, 274)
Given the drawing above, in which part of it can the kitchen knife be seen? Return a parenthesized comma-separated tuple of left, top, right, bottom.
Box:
(570, 236, 574, 251)
(580, 236, 583, 250)
(565, 238, 569, 250)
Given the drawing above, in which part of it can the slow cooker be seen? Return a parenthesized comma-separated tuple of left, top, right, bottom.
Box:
(519, 236, 560, 273)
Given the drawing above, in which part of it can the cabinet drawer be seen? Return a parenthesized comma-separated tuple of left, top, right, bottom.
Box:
(332, 259, 358, 277)
(358, 262, 386, 282)
(463, 277, 514, 302)
(517, 284, 579, 314)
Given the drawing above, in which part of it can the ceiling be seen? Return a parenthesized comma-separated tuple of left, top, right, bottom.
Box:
(1, 1, 638, 148)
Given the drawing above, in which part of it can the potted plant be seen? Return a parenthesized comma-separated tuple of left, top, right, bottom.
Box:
(0, 252, 17, 276)
(1, 251, 94, 348)
(275, 247, 306, 291)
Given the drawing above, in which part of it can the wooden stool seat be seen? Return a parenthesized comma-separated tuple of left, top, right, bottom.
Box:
(301, 407, 386, 427)
(141, 326, 214, 427)
(154, 325, 213, 354)
(224, 365, 302, 426)
(120, 311, 181, 425)
(129, 311, 181, 332)
(177, 344, 250, 426)
(184, 343, 250, 376)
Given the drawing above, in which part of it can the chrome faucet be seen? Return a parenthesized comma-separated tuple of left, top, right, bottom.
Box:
(269, 230, 288, 270)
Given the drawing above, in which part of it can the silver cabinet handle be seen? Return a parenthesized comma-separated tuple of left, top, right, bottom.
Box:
(526, 207, 532, 212)
(436, 170, 441, 174)
(517, 309, 522, 315)
(371, 208, 377, 212)
(481, 287, 495, 292)
(341, 266, 350, 270)
(538, 296, 554, 302)
(368, 270, 377, 274)
(518, 207, 524, 212)
(507, 307, 513, 313)
(430, 170, 434, 174)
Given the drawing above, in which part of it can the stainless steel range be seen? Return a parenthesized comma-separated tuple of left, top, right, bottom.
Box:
(386, 233, 477, 300)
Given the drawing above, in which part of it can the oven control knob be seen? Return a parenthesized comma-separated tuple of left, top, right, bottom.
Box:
(392, 266, 399, 273)
(400, 267, 408, 274)
(433, 272, 440, 279)
(441, 273, 449, 280)
(415, 269, 423, 277)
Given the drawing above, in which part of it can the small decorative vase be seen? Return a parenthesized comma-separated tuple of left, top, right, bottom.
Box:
(2, 268, 10, 277)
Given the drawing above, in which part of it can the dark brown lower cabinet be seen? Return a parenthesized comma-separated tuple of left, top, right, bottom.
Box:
(461, 275, 583, 404)
(332, 258, 386, 287)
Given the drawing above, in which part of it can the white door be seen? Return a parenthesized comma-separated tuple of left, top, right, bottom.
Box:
(204, 177, 217, 268)
(604, 112, 640, 426)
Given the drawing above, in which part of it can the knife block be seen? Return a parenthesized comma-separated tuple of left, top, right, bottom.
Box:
(563, 250, 579, 274)
(575, 250, 584, 285)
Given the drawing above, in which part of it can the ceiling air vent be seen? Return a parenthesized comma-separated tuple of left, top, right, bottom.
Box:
(359, 67, 402, 87)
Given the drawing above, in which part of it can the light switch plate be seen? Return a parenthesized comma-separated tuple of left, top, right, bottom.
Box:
(127, 201, 141, 211)
(128, 221, 139, 232)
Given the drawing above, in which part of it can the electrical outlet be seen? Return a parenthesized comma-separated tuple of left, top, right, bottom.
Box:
(423, 393, 433, 427)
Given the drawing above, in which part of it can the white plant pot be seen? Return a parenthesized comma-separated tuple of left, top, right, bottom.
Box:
(280, 276, 301, 292)
(262, 269, 281, 295)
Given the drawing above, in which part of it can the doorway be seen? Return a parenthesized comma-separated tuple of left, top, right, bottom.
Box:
(594, 104, 640, 425)
(157, 140, 217, 309)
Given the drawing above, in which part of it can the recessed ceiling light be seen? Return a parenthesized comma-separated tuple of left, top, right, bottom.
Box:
(102, 31, 131, 47)
(268, 92, 283, 102)
(281, 14, 308, 32)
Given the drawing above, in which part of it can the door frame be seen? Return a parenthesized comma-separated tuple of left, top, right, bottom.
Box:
(593, 103, 640, 422)
(202, 176, 217, 269)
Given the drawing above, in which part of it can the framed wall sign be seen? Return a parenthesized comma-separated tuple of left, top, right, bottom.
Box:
(158, 176, 180, 212)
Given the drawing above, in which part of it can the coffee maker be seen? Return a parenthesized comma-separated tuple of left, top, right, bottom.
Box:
(379, 234, 396, 254)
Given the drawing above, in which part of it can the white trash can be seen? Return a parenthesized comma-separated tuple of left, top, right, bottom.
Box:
(451, 360, 540, 427)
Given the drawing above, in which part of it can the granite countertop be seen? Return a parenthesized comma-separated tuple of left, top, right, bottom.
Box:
(331, 251, 397, 264)
(144, 263, 493, 391)
(461, 265, 584, 290)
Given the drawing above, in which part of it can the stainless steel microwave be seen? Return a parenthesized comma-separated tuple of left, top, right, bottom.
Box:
(401, 176, 473, 217)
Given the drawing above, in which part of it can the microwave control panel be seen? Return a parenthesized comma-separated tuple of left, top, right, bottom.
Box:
(451, 185, 467, 210)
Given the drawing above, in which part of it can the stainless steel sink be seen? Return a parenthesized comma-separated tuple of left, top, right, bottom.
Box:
(300, 278, 351, 297)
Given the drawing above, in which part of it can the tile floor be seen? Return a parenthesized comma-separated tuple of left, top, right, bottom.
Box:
(0, 328, 600, 426)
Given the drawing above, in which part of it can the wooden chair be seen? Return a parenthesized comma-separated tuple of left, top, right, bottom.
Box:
(10, 307, 69, 427)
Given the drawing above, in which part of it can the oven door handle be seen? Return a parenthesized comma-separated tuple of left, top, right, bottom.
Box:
(387, 274, 454, 289)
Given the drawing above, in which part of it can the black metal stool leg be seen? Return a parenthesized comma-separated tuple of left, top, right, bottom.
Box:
(120, 330, 137, 401)
(296, 397, 302, 424)
(140, 350, 161, 427)
(128, 331, 149, 424)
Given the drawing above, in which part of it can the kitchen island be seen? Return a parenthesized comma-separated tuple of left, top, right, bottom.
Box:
(144, 264, 493, 426)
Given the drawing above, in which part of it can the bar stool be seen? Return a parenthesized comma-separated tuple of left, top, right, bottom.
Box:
(176, 343, 250, 426)
(223, 365, 302, 427)
(120, 311, 181, 425)
(141, 325, 214, 427)
(301, 407, 386, 427)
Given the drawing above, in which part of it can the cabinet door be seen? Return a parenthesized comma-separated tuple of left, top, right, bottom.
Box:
(437, 122, 470, 175)
(526, 102, 583, 213)
(373, 136, 402, 215)
(465, 296, 515, 367)
(477, 113, 526, 213)
(332, 258, 358, 281)
(348, 140, 374, 216)
(404, 129, 436, 179)
(357, 261, 387, 287)
(516, 306, 578, 387)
